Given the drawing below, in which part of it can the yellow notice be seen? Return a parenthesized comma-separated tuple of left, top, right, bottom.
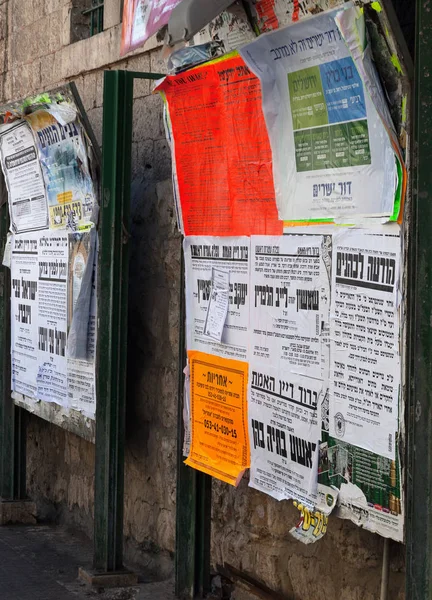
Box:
(185, 351, 250, 486)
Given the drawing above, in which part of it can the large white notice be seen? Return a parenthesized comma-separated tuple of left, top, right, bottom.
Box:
(250, 234, 330, 378)
(329, 227, 401, 459)
(184, 237, 250, 361)
(11, 233, 39, 397)
(248, 233, 331, 504)
(249, 363, 322, 506)
(240, 4, 398, 222)
(0, 122, 48, 233)
(37, 233, 68, 404)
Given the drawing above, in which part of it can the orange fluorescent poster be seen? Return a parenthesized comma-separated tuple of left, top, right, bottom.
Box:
(185, 351, 250, 486)
(156, 54, 282, 237)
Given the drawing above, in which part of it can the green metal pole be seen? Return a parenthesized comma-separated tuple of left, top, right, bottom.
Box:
(94, 70, 133, 573)
(175, 209, 211, 600)
(406, 0, 432, 597)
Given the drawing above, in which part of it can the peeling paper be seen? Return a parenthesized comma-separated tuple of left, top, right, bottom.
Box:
(290, 500, 328, 544)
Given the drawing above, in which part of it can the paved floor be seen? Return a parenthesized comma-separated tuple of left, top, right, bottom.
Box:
(0, 525, 175, 600)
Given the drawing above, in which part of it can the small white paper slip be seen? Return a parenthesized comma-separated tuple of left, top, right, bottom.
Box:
(203, 268, 230, 342)
(2, 233, 11, 268)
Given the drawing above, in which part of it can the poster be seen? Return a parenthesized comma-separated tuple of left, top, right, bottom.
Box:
(329, 227, 401, 459)
(37, 232, 68, 404)
(318, 436, 403, 541)
(240, 5, 398, 222)
(11, 233, 40, 397)
(185, 351, 250, 485)
(250, 234, 330, 379)
(10, 230, 97, 415)
(249, 363, 321, 506)
(252, 0, 337, 32)
(192, 2, 256, 52)
(156, 54, 282, 236)
(184, 237, 250, 361)
(67, 233, 97, 417)
(120, 0, 183, 56)
(0, 121, 49, 233)
(26, 110, 97, 231)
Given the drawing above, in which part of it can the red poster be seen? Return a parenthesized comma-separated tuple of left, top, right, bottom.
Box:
(156, 54, 282, 236)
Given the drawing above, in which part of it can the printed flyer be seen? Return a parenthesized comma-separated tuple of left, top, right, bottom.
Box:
(26, 110, 97, 231)
(184, 237, 250, 361)
(156, 54, 282, 236)
(249, 363, 321, 506)
(11, 233, 40, 397)
(250, 234, 330, 379)
(0, 121, 49, 233)
(240, 4, 398, 222)
(185, 351, 250, 486)
(329, 227, 401, 460)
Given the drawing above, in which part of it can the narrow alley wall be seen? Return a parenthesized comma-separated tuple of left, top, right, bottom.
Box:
(0, 1, 406, 598)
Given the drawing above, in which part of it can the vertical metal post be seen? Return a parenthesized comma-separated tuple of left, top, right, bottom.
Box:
(0, 198, 27, 502)
(93, 70, 133, 573)
(175, 249, 212, 599)
(406, 0, 432, 597)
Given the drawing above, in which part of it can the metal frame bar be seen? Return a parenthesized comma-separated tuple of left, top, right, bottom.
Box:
(405, 0, 432, 597)
(175, 250, 211, 599)
(94, 70, 133, 572)
(95, 69, 211, 592)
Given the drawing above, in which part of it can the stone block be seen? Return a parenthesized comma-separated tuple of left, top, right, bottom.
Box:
(132, 94, 165, 142)
(0, 500, 37, 525)
(78, 567, 138, 588)
(11, 0, 34, 31)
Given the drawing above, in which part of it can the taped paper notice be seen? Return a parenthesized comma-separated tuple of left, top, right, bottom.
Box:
(290, 500, 328, 544)
(156, 54, 282, 236)
(11, 233, 40, 397)
(185, 351, 250, 486)
(26, 110, 97, 231)
(240, 5, 398, 222)
(203, 268, 230, 342)
(329, 227, 401, 459)
(250, 234, 331, 379)
(249, 364, 321, 505)
(0, 121, 49, 234)
(37, 232, 68, 404)
(184, 237, 250, 361)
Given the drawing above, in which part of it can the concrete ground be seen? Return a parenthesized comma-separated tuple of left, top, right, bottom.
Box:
(0, 525, 175, 600)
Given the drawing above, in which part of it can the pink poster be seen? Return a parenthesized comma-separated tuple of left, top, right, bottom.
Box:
(121, 0, 183, 55)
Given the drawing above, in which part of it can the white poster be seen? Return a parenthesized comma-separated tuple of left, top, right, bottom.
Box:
(0, 122, 48, 233)
(250, 234, 331, 379)
(329, 227, 401, 459)
(249, 363, 321, 506)
(240, 5, 398, 222)
(67, 242, 97, 418)
(11, 233, 39, 397)
(37, 232, 68, 404)
(184, 237, 250, 361)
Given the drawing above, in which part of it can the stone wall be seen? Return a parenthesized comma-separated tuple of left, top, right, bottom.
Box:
(0, 1, 406, 597)
(0, 0, 180, 579)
